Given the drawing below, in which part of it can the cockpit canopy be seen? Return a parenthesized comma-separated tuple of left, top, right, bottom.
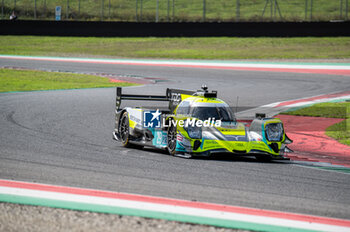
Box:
(176, 99, 236, 122)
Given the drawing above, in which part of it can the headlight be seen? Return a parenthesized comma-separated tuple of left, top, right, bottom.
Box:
(184, 125, 202, 139)
(265, 123, 283, 142)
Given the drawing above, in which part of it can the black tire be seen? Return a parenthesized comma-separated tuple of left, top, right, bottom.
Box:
(119, 112, 131, 147)
(167, 120, 177, 155)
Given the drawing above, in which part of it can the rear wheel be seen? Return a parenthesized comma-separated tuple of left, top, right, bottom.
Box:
(119, 112, 131, 147)
(167, 121, 177, 155)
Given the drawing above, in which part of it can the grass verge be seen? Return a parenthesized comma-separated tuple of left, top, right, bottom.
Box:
(1, 36, 350, 60)
(0, 68, 136, 93)
(281, 102, 350, 146)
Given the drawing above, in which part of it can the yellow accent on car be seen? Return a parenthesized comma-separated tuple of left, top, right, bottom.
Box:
(217, 123, 246, 135)
(129, 118, 137, 129)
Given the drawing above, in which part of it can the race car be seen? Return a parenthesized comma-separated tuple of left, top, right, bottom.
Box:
(113, 86, 293, 160)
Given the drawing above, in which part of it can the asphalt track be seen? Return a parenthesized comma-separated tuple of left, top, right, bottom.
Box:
(1, 58, 350, 221)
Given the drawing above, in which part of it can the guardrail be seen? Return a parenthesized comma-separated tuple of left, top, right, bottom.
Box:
(1, 20, 350, 37)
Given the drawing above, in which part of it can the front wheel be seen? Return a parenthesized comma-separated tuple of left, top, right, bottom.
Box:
(167, 121, 177, 155)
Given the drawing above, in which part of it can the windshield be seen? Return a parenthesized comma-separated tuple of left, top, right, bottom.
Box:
(191, 106, 235, 122)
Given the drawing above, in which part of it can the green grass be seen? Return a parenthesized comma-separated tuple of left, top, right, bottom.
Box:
(2, 0, 348, 22)
(281, 102, 348, 118)
(1, 36, 350, 60)
(0, 68, 136, 92)
(327, 120, 350, 145)
(282, 102, 350, 146)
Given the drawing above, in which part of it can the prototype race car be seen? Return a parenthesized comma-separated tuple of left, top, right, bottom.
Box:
(113, 86, 293, 160)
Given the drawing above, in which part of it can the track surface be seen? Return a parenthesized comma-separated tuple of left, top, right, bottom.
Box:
(1, 58, 350, 220)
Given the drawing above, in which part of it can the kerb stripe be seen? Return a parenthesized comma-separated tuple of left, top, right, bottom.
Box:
(0, 179, 350, 232)
(1, 55, 350, 76)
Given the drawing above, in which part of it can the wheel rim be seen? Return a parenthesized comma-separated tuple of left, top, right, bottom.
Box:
(168, 124, 176, 152)
(120, 115, 129, 143)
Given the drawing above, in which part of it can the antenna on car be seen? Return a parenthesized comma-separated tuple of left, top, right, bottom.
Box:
(198, 85, 217, 98)
(201, 84, 208, 92)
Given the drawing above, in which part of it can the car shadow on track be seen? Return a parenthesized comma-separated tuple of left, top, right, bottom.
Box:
(197, 153, 290, 165)
(139, 146, 289, 164)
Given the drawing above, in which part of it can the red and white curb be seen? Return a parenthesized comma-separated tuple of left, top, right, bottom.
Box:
(0, 179, 350, 232)
(1, 55, 350, 76)
(236, 91, 350, 119)
(274, 91, 350, 108)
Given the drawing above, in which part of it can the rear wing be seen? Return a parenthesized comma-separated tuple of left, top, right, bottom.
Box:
(116, 87, 196, 112)
(167, 88, 196, 112)
(116, 86, 217, 112)
(116, 87, 168, 110)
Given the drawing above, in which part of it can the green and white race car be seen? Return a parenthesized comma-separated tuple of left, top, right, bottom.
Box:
(113, 86, 292, 160)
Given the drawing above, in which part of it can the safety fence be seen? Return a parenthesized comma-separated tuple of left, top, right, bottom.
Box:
(1, 0, 349, 22)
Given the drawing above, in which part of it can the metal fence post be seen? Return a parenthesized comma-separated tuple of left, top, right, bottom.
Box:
(274, 0, 277, 21)
(172, 0, 175, 21)
(108, 0, 111, 20)
(44, 0, 47, 17)
(34, 0, 37, 19)
(236, 0, 240, 22)
(203, 0, 206, 22)
(304, 0, 308, 20)
(140, 0, 143, 21)
(167, 0, 170, 22)
(275, 0, 282, 20)
(310, 0, 313, 21)
(341, 0, 343, 18)
(262, 0, 268, 17)
(1, 0, 3, 19)
(135, 0, 138, 22)
(101, 0, 104, 21)
(156, 0, 159, 22)
(270, 0, 273, 20)
(262, 0, 274, 20)
(66, 0, 69, 19)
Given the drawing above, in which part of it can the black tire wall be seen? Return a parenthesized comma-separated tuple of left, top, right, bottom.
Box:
(1, 20, 350, 37)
